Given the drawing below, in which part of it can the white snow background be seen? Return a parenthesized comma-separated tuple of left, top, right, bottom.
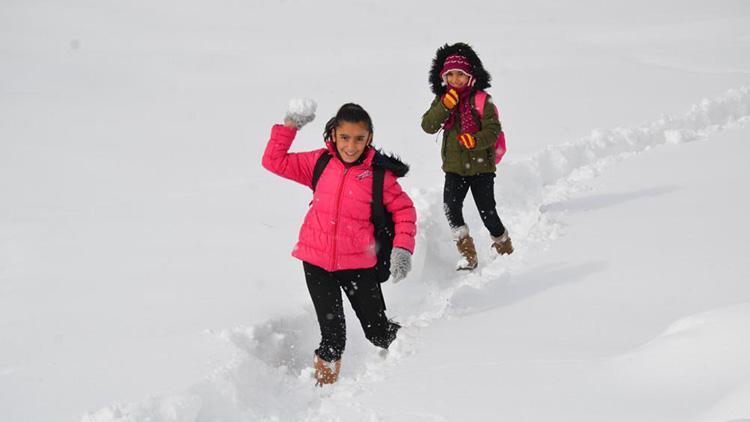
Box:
(1, 0, 750, 421)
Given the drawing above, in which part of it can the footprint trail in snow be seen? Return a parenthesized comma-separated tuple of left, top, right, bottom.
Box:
(82, 86, 750, 422)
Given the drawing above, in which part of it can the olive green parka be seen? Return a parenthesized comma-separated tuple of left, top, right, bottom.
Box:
(421, 92, 502, 176)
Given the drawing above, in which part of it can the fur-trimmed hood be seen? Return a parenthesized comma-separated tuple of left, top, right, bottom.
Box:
(429, 42, 491, 96)
(372, 149, 410, 178)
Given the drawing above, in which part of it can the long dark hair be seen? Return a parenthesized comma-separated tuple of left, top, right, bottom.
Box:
(323, 103, 374, 141)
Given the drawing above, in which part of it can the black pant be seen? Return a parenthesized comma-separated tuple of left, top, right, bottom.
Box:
(303, 262, 400, 363)
(443, 172, 506, 238)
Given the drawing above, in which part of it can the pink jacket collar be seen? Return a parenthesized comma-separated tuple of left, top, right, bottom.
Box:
(324, 140, 376, 167)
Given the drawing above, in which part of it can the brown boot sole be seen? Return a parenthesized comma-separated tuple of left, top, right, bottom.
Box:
(456, 256, 478, 271)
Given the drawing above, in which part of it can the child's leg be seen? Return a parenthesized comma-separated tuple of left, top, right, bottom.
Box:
(445, 172, 480, 269)
(443, 172, 472, 230)
(468, 173, 506, 237)
(337, 268, 399, 349)
(303, 262, 346, 362)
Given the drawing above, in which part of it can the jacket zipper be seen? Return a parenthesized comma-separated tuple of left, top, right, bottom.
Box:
(330, 167, 349, 270)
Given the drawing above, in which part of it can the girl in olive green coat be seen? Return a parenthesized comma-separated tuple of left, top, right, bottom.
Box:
(421, 42, 513, 270)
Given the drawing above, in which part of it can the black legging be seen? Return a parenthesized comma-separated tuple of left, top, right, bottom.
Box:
(443, 172, 506, 237)
(303, 262, 400, 362)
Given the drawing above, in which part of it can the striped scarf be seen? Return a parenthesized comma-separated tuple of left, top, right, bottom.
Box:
(442, 85, 479, 134)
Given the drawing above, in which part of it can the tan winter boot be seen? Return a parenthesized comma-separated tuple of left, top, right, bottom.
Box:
(491, 230, 514, 255)
(313, 353, 341, 386)
(453, 225, 478, 271)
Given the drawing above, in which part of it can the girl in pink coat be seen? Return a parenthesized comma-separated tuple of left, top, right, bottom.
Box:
(262, 102, 417, 386)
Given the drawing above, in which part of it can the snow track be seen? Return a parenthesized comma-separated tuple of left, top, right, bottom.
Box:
(82, 86, 750, 422)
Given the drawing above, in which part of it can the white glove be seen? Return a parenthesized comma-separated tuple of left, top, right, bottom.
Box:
(389, 247, 412, 283)
(284, 98, 317, 129)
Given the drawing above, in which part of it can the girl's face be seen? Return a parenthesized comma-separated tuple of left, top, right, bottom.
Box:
(333, 121, 371, 163)
(445, 70, 470, 88)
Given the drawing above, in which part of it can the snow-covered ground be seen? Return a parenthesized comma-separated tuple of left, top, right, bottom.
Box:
(1, 1, 749, 421)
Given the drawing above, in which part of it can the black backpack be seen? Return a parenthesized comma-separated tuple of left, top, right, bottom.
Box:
(311, 153, 395, 283)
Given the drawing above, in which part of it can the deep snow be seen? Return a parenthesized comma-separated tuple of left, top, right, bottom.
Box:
(2, 1, 750, 421)
(78, 86, 750, 422)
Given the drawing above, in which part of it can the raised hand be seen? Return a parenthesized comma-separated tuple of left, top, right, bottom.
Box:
(441, 88, 459, 110)
(284, 98, 317, 129)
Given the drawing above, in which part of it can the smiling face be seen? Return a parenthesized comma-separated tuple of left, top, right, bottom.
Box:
(444, 70, 471, 89)
(332, 121, 371, 163)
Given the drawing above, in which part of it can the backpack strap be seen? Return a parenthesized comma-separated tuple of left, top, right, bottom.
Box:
(371, 165, 394, 284)
(311, 152, 332, 191)
(371, 166, 386, 224)
(473, 90, 488, 120)
(473, 90, 508, 164)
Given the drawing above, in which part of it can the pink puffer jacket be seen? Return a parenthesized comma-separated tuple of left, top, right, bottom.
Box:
(262, 124, 417, 272)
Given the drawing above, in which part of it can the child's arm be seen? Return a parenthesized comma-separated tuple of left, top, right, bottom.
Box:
(471, 95, 503, 150)
(261, 124, 322, 188)
(421, 96, 451, 134)
(382, 175, 417, 254)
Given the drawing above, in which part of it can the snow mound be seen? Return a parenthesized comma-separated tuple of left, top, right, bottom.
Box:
(605, 303, 750, 420)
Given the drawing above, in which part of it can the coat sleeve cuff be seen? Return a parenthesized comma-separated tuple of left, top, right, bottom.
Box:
(393, 235, 415, 255)
(272, 124, 298, 140)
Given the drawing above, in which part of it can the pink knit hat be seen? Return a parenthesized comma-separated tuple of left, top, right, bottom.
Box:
(440, 54, 474, 86)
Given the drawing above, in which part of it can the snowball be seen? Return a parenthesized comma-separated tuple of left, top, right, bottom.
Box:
(287, 98, 317, 117)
